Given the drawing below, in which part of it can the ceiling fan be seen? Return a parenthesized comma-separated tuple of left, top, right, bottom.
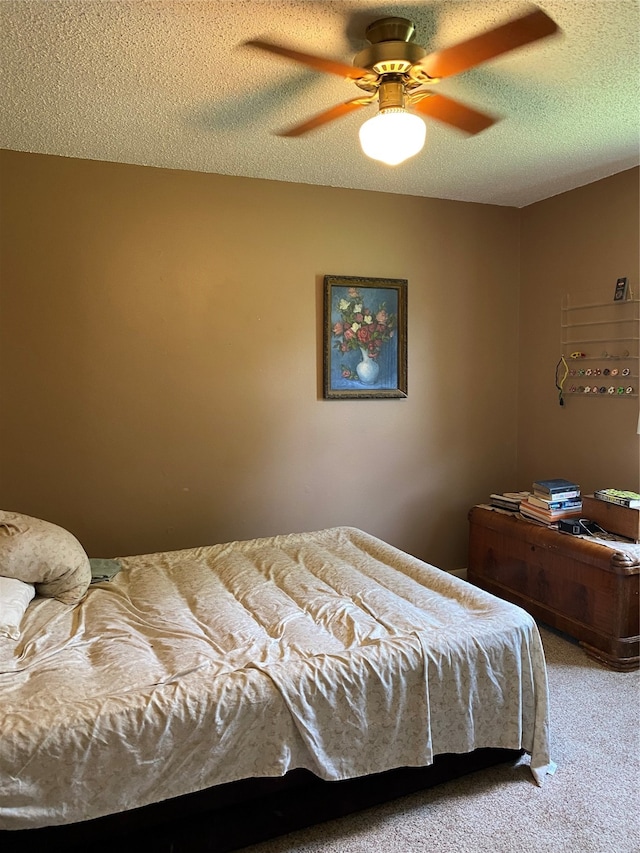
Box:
(244, 5, 560, 164)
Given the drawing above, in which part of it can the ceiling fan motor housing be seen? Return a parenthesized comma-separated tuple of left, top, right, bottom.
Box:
(365, 17, 417, 44)
(354, 17, 426, 75)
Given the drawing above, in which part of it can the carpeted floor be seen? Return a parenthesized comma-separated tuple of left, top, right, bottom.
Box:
(241, 627, 640, 853)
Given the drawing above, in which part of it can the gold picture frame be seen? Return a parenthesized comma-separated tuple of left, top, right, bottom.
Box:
(323, 274, 407, 399)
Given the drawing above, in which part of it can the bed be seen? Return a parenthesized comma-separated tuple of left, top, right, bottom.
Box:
(0, 516, 555, 849)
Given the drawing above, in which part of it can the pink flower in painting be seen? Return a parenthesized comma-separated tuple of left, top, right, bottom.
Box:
(333, 321, 343, 335)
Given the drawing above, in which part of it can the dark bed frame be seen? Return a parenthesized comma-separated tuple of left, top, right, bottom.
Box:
(2, 747, 522, 853)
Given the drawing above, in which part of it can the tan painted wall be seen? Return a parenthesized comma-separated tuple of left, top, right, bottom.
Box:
(518, 169, 640, 493)
(0, 150, 520, 568)
(1, 152, 637, 568)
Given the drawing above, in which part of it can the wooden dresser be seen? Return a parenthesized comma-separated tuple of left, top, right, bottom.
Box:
(467, 505, 640, 671)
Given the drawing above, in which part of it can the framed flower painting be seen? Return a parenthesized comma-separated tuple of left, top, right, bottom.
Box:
(323, 275, 407, 399)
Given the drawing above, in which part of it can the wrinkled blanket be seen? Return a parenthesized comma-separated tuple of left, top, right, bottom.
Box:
(0, 526, 553, 830)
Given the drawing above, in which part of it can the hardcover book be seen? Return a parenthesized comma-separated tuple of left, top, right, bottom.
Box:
(593, 489, 640, 509)
(520, 498, 582, 523)
(532, 478, 580, 495)
(527, 495, 582, 511)
(532, 488, 580, 502)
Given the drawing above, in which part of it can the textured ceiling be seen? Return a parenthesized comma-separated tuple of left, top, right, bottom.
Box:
(1, 0, 639, 207)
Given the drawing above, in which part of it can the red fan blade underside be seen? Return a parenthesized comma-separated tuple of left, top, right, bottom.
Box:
(278, 99, 370, 137)
(420, 7, 559, 80)
(412, 93, 497, 135)
(244, 39, 370, 80)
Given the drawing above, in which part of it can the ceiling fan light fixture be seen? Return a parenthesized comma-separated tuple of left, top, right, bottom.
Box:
(359, 108, 426, 166)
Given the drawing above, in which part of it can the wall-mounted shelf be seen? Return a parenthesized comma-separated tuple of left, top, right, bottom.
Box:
(561, 295, 639, 398)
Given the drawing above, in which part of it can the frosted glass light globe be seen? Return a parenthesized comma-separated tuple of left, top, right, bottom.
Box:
(359, 109, 426, 166)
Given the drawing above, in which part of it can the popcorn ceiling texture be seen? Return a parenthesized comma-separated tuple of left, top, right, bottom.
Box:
(1, 0, 638, 207)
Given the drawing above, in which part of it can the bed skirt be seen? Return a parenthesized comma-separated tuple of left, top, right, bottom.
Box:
(1, 748, 524, 852)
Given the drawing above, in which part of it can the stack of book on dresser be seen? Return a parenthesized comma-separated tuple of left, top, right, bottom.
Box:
(519, 478, 582, 525)
(488, 491, 531, 512)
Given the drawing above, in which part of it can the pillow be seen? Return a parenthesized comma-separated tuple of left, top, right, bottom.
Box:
(0, 510, 91, 604)
(0, 576, 35, 639)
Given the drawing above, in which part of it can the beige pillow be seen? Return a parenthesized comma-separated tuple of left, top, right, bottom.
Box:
(0, 511, 91, 604)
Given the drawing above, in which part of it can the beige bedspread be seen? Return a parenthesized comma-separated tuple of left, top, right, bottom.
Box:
(0, 526, 554, 830)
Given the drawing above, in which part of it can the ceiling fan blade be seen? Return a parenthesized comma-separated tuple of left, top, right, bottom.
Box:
(244, 39, 370, 80)
(419, 7, 559, 79)
(412, 93, 497, 135)
(278, 99, 371, 137)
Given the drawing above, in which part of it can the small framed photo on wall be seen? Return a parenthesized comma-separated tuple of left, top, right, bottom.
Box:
(613, 277, 629, 301)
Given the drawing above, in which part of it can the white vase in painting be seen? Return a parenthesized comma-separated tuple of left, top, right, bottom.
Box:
(356, 347, 380, 385)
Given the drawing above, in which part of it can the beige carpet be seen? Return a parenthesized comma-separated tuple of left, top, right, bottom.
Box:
(243, 627, 640, 853)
